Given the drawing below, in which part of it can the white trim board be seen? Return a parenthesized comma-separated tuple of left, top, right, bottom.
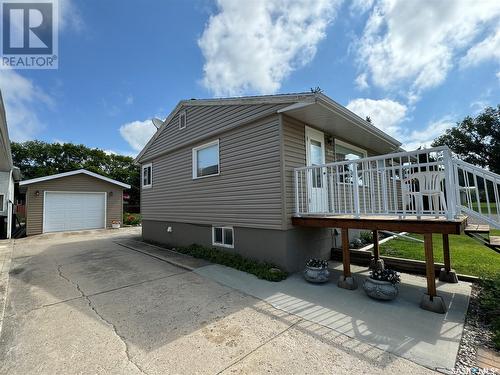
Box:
(20, 169, 131, 189)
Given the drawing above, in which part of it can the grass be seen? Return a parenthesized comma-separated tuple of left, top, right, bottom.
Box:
(123, 212, 141, 225)
(471, 201, 498, 212)
(380, 230, 500, 278)
(478, 275, 500, 349)
(173, 244, 288, 282)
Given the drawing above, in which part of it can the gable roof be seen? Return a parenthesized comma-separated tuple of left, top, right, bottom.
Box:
(134, 92, 402, 163)
(19, 169, 131, 189)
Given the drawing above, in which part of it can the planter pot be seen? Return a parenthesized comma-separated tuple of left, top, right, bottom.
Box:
(111, 223, 120, 229)
(363, 278, 398, 300)
(303, 266, 330, 283)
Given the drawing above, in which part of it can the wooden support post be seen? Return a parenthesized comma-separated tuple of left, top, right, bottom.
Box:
(442, 234, 451, 272)
(372, 230, 380, 260)
(424, 233, 436, 298)
(338, 228, 357, 290)
(420, 233, 447, 313)
(439, 233, 458, 283)
(342, 228, 351, 277)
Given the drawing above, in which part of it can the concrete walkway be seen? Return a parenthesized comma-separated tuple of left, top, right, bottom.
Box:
(194, 263, 470, 371)
(1, 231, 438, 374)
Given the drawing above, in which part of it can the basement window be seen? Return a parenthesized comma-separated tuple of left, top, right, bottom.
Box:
(212, 226, 234, 248)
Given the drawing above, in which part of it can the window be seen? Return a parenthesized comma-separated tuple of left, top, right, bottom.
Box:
(192, 140, 219, 179)
(334, 140, 367, 185)
(179, 110, 186, 129)
(0, 194, 4, 211)
(142, 163, 152, 188)
(334, 139, 367, 161)
(212, 226, 234, 248)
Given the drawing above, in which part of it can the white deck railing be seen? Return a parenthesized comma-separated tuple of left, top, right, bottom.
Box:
(294, 146, 500, 228)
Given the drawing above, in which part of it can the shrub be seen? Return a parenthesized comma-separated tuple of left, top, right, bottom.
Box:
(360, 231, 373, 244)
(173, 244, 288, 282)
(123, 212, 141, 226)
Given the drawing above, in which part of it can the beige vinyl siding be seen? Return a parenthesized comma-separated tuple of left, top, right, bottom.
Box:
(141, 115, 283, 229)
(25, 174, 124, 236)
(140, 103, 291, 162)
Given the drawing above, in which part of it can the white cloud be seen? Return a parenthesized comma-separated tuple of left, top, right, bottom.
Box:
(355, 0, 500, 100)
(346, 98, 407, 137)
(59, 0, 84, 32)
(0, 69, 52, 141)
(125, 95, 134, 105)
(119, 119, 157, 154)
(461, 28, 500, 68)
(354, 73, 369, 90)
(350, 0, 374, 14)
(346, 97, 455, 150)
(402, 117, 455, 151)
(198, 0, 340, 96)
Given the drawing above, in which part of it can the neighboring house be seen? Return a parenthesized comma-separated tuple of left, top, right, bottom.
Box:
(20, 169, 131, 235)
(0, 91, 20, 239)
(135, 92, 402, 271)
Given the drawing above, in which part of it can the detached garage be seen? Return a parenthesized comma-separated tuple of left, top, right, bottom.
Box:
(20, 169, 131, 236)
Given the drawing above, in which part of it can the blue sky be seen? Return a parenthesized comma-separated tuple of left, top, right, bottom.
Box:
(1, 0, 499, 156)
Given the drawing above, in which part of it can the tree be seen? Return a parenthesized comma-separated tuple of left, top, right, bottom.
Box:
(11, 140, 141, 211)
(432, 105, 500, 174)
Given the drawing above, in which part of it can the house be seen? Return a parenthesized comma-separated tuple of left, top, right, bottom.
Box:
(20, 169, 131, 235)
(135, 92, 403, 272)
(0, 91, 20, 239)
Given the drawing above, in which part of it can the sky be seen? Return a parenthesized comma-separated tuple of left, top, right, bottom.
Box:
(1, 0, 499, 156)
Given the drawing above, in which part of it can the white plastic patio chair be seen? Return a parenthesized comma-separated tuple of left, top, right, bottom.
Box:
(403, 171, 447, 218)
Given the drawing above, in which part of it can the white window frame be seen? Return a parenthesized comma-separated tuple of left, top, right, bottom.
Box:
(334, 139, 367, 160)
(192, 139, 220, 179)
(212, 226, 234, 248)
(142, 163, 152, 189)
(178, 110, 187, 130)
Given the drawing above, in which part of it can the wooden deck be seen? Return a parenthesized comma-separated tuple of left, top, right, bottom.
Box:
(292, 214, 469, 314)
(292, 215, 468, 234)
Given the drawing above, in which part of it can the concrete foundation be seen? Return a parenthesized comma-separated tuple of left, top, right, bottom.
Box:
(337, 275, 358, 290)
(439, 268, 459, 283)
(142, 220, 337, 272)
(420, 294, 447, 314)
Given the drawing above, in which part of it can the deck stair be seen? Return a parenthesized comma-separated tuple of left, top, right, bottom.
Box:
(464, 224, 500, 253)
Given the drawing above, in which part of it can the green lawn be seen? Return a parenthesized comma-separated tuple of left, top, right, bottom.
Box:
(380, 230, 500, 278)
(471, 201, 498, 212)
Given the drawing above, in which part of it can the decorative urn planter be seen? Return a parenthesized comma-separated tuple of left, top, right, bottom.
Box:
(303, 259, 330, 283)
(363, 278, 398, 300)
(363, 268, 400, 301)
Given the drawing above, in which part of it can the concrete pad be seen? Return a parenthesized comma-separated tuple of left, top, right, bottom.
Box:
(0, 298, 143, 375)
(195, 262, 471, 370)
(221, 319, 435, 375)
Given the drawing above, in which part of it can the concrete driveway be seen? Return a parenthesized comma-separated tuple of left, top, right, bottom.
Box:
(0, 228, 435, 374)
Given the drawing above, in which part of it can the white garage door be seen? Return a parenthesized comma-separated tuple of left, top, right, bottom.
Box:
(43, 192, 106, 233)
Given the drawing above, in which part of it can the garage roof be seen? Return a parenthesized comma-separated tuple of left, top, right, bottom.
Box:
(19, 169, 131, 189)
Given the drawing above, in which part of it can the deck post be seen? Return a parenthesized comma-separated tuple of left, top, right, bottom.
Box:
(420, 233, 447, 313)
(370, 229, 385, 270)
(338, 228, 357, 290)
(438, 234, 458, 283)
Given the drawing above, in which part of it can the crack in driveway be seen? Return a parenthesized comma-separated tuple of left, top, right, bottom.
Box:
(56, 264, 148, 375)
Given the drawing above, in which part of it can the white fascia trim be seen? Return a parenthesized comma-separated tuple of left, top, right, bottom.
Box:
(20, 169, 131, 189)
